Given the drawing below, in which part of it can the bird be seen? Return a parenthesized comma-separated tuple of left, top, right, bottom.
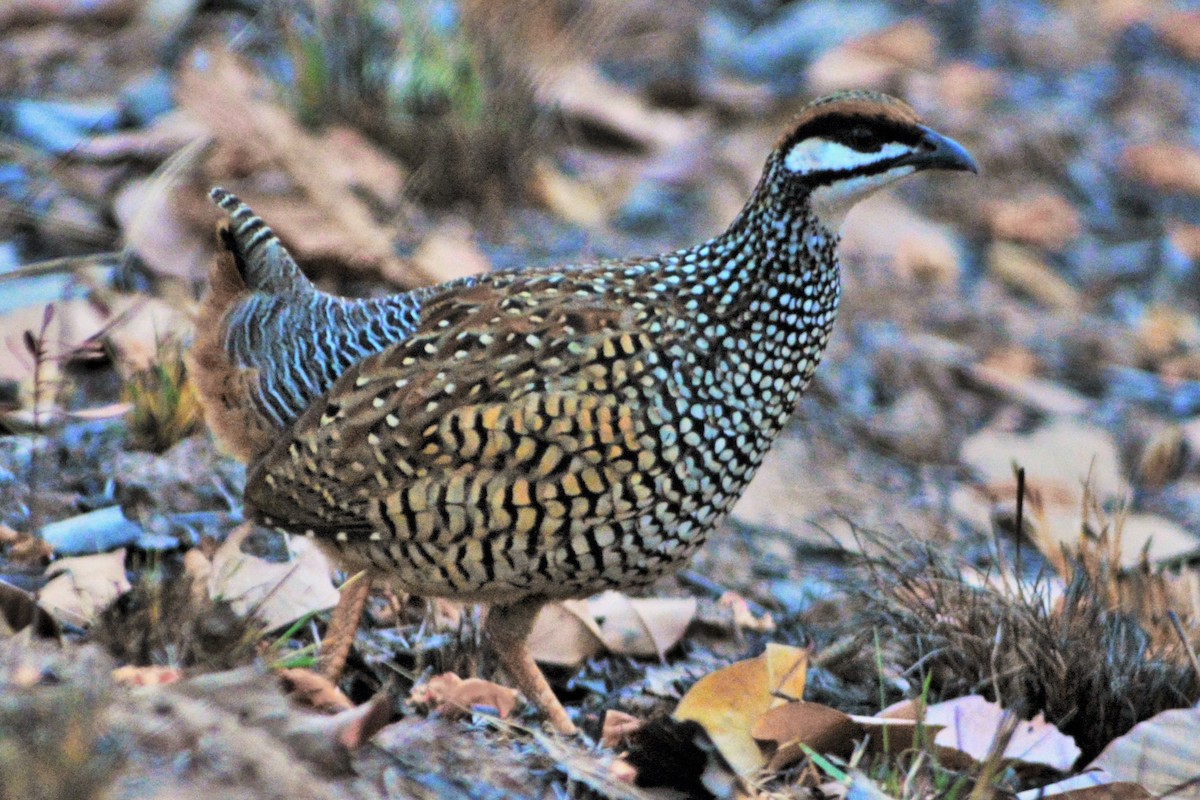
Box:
(189, 90, 977, 735)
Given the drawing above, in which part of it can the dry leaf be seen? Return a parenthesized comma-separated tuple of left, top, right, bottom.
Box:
(807, 20, 937, 94)
(1017, 775, 1152, 800)
(601, 710, 645, 748)
(1134, 305, 1200, 366)
(1121, 143, 1200, 195)
(752, 701, 861, 770)
(530, 161, 610, 228)
(38, 549, 131, 627)
(409, 672, 518, 719)
(528, 593, 696, 667)
(177, 47, 426, 286)
(0, 580, 60, 641)
(588, 591, 697, 660)
(528, 599, 606, 667)
(537, 62, 699, 153)
(1095, 702, 1200, 789)
(673, 643, 809, 775)
(112, 665, 183, 686)
(987, 242, 1083, 311)
(208, 526, 340, 631)
(961, 418, 1124, 508)
(923, 695, 1080, 772)
(988, 191, 1082, 251)
(278, 668, 354, 713)
(963, 360, 1091, 417)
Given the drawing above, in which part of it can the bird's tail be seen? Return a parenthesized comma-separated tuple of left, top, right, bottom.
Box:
(209, 187, 313, 296)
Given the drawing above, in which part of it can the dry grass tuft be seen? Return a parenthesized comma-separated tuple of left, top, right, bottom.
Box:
(122, 337, 202, 454)
(857, 532, 1200, 764)
(89, 559, 259, 672)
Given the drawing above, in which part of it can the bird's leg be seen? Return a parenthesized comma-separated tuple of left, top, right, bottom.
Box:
(483, 598, 577, 735)
(318, 572, 372, 681)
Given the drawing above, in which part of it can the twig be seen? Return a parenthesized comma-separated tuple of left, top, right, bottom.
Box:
(1167, 610, 1200, 682)
(675, 569, 769, 618)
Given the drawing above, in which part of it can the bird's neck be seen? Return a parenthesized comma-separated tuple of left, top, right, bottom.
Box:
(653, 173, 843, 436)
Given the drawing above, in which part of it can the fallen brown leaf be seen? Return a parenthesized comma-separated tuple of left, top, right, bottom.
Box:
(752, 701, 861, 770)
(278, 667, 354, 713)
(409, 672, 518, 719)
(1097, 705, 1200, 792)
(987, 242, 1083, 311)
(718, 592, 775, 633)
(589, 591, 697, 661)
(176, 46, 428, 287)
(528, 599, 606, 667)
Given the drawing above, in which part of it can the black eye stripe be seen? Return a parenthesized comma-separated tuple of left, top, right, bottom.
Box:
(784, 112, 921, 154)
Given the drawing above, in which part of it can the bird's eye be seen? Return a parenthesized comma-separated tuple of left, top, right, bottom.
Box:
(842, 125, 882, 151)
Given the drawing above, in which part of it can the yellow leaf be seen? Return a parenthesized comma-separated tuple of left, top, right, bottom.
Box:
(673, 643, 808, 775)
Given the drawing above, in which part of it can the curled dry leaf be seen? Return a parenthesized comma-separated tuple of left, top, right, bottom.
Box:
(208, 525, 340, 632)
(718, 592, 775, 633)
(673, 643, 808, 775)
(528, 599, 606, 667)
(528, 592, 697, 667)
(601, 709, 645, 748)
(277, 668, 354, 713)
(589, 591, 697, 661)
(38, 549, 131, 627)
(409, 672, 518, 720)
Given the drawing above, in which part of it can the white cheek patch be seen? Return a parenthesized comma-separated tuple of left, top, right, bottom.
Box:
(783, 138, 909, 174)
(809, 164, 917, 231)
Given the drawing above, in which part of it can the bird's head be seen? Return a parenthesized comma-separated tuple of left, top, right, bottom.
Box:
(771, 91, 978, 231)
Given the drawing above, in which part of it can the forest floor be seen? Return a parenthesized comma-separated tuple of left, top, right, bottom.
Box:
(3, 1, 1200, 798)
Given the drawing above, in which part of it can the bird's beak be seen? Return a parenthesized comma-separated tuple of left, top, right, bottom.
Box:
(905, 125, 979, 174)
